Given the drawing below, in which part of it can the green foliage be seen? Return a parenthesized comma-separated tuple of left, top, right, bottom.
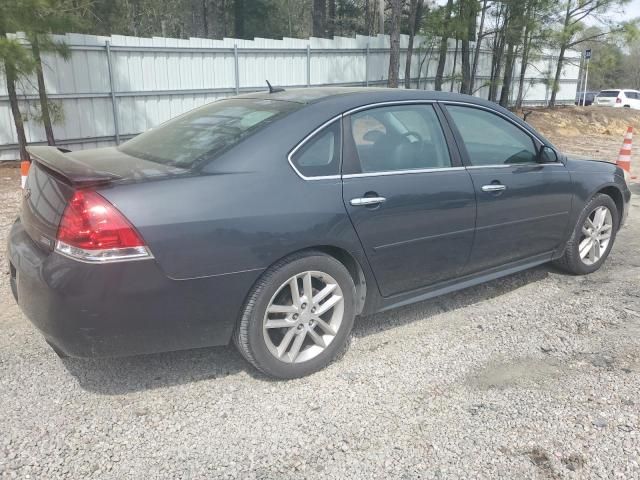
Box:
(23, 100, 65, 123)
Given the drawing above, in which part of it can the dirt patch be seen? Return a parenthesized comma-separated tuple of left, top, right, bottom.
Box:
(468, 357, 562, 390)
(519, 106, 640, 175)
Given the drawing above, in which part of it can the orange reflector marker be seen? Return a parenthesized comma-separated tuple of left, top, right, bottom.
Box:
(20, 160, 30, 189)
(617, 126, 636, 179)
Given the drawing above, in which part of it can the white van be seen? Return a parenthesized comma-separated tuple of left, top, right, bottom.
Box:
(594, 89, 640, 109)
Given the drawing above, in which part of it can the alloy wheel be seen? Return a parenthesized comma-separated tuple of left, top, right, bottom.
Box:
(263, 271, 344, 363)
(578, 205, 613, 265)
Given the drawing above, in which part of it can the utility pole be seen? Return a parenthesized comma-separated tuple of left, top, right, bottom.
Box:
(379, 0, 384, 35)
(582, 49, 591, 106)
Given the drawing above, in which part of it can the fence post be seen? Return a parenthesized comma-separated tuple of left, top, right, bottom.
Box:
(105, 41, 120, 145)
(417, 44, 421, 89)
(307, 45, 311, 87)
(234, 44, 240, 95)
(365, 43, 369, 87)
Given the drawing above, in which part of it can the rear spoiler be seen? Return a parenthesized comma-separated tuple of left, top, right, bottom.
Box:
(27, 146, 121, 186)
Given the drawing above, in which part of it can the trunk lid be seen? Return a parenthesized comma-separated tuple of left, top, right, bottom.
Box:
(22, 146, 186, 251)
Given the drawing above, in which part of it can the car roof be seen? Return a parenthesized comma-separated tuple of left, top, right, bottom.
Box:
(236, 86, 556, 149)
(238, 86, 497, 107)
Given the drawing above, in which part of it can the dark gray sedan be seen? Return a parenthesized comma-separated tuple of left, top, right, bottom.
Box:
(7, 88, 631, 378)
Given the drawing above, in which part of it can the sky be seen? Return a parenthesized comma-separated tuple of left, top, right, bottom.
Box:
(623, 0, 640, 18)
(429, 0, 640, 20)
(592, 0, 640, 22)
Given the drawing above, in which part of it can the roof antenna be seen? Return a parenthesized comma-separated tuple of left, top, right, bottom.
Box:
(266, 80, 285, 94)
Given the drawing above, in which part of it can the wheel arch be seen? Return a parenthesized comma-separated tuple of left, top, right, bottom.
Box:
(310, 245, 368, 315)
(596, 185, 624, 229)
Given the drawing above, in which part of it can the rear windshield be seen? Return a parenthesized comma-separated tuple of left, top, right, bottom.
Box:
(598, 90, 620, 97)
(119, 98, 301, 168)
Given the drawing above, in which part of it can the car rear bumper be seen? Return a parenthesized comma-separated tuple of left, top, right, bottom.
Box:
(7, 218, 261, 358)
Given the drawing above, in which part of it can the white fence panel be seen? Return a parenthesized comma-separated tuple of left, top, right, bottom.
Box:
(0, 32, 580, 161)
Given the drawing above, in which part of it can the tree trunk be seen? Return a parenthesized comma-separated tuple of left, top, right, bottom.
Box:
(313, 0, 326, 37)
(450, 38, 458, 92)
(387, 0, 402, 88)
(549, 0, 572, 107)
(461, 37, 470, 94)
(365, 0, 373, 36)
(488, 28, 506, 102)
(515, 26, 533, 109)
(202, 0, 209, 37)
(435, 0, 453, 91)
(549, 45, 566, 107)
(234, 0, 244, 38)
(418, 41, 435, 89)
(327, 0, 336, 37)
(5, 61, 30, 162)
(31, 37, 55, 146)
(471, 0, 488, 93)
(404, 0, 425, 89)
(459, 0, 476, 95)
(499, 41, 516, 107)
(211, 0, 225, 38)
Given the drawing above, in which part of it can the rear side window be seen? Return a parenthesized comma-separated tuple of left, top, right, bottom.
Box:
(599, 90, 620, 97)
(446, 105, 537, 166)
(348, 104, 451, 173)
(119, 98, 300, 169)
(290, 120, 341, 178)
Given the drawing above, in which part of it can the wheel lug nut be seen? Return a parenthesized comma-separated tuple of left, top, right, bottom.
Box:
(301, 303, 307, 309)
(297, 324, 304, 330)
(292, 314, 298, 320)
(311, 307, 316, 313)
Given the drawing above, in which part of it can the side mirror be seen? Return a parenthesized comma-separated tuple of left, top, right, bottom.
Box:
(538, 145, 558, 163)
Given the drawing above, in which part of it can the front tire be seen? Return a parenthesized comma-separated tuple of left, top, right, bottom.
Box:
(554, 194, 618, 275)
(234, 251, 356, 379)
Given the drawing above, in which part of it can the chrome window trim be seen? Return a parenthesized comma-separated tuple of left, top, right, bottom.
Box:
(466, 163, 565, 170)
(342, 166, 465, 179)
(287, 115, 343, 181)
(342, 99, 436, 116)
(288, 99, 562, 180)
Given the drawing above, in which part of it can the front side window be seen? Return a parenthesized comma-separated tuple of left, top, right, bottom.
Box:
(120, 98, 300, 169)
(446, 105, 537, 166)
(348, 104, 451, 173)
(290, 120, 341, 178)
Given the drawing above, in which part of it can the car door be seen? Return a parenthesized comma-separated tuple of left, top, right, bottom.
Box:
(442, 103, 573, 274)
(341, 102, 476, 297)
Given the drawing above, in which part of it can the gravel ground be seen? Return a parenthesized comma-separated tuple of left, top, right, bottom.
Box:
(1, 158, 640, 478)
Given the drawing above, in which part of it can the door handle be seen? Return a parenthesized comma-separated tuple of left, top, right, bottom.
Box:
(350, 196, 386, 206)
(481, 184, 506, 192)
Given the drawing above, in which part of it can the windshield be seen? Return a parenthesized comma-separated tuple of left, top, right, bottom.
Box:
(119, 98, 301, 168)
(598, 90, 620, 97)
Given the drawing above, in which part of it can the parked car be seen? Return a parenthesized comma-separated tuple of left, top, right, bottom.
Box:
(8, 88, 631, 378)
(594, 89, 640, 109)
(575, 91, 598, 106)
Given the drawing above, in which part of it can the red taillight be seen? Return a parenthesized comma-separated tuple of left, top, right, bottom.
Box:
(616, 97, 622, 103)
(57, 190, 145, 250)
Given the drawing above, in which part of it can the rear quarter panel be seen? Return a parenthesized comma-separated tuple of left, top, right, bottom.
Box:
(98, 106, 379, 309)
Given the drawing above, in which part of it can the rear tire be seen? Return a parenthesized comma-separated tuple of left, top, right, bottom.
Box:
(553, 194, 618, 275)
(234, 251, 356, 379)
